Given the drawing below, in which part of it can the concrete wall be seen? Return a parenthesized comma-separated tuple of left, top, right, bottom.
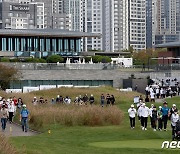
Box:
(21, 70, 150, 88)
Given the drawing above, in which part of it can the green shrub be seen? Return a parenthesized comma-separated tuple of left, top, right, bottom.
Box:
(24, 58, 46, 63)
(0, 58, 10, 62)
(9, 58, 20, 62)
(46, 55, 64, 63)
(92, 56, 111, 63)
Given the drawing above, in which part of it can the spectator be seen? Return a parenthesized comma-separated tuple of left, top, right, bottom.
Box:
(51, 98, 55, 104)
(151, 106, 158, 131)
(100, 94, 105, 107)
(161, 102, 170, 131)
(0, 105, 8, 131)
(89, 94, 95, 105)
(17, 98, 23, 109)
(110, 95, 115, 105)
(8, 100, 15, 123)
(141, 103, 149, 130)
(128, 104, 136, 129)
(169, 104, 178, 119)
(171, 110, 179, 140)
(83, 94, 88, 105)
(158, 106, 163, 131)
(106, 94, 111, 106)
(56, 95, 60, 103)
(32, 97, 38, 106)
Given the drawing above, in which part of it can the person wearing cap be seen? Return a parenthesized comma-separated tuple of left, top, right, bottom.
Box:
(128, 104, 136, 129)
(32, 97, 38, 106)
(151, 106, 158, 131)
(161, 102, 170, 131)
(20, 104, 30, 132)
(89, 94, 95, 105)
(171, 109, 179, 140)
(149, 104, 154, 128)
(0, 105, 8, 131)
(169, 104, 178, 119)
(158, 106, 163, 131)
(141, 103, 150, 130)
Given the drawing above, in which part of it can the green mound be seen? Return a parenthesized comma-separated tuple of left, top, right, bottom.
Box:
(89, 139, 167, 149)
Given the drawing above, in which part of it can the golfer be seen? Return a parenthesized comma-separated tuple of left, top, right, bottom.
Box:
(20, 104, 30, 132)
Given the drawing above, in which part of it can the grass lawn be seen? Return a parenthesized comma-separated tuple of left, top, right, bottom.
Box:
(8, 88, 180, 154)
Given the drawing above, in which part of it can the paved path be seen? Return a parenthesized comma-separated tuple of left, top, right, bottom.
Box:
(1, 122, 38, 137)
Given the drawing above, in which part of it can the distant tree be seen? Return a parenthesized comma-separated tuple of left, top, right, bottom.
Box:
(0, 64, 21, 90)
(46, 55, 64, 63)
(92, 55, 111, 63)
(133, 48, 162, 65)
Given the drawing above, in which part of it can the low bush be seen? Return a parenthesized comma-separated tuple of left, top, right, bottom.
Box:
(0, 133, 18, 154)
(46, 55, 64, 63)
(29, 105, 123, 128)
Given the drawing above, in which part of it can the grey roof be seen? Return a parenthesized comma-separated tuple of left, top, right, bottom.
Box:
(0, 29, 101, 38)
(156, 41, 180, 48)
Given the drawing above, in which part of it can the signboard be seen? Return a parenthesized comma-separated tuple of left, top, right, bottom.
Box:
(134, 96, 139, 104)
(10, 5, 30, 11)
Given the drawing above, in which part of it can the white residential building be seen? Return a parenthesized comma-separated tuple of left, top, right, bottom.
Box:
(129, 0, 146, 51)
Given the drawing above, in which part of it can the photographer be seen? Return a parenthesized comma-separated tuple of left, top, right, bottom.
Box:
(128, 104, 136, 129)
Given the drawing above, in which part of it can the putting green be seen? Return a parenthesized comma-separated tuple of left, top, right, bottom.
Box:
(89, 139, 167, 149)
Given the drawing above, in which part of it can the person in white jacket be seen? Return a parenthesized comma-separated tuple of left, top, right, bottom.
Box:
(8, 100, 15, 123)
(171, 110, 179, 140)
(128, 104, 136, 129)
(138, 103, 143, 127)
(141, 103, 150, 130)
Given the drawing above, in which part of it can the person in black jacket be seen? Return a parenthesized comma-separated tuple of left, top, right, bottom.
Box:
(151, 106, 158, 131)
(89, 94, 94, 105)
(110, 95, 115, 105)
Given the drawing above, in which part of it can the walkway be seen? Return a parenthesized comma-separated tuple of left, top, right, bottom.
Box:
(1, 122, 37, 137)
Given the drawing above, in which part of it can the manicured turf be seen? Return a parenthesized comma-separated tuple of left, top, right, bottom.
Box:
(9, 90, 180, 154)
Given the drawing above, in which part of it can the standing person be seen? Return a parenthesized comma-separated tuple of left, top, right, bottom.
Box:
(128, 104, 136, 129)
(141, 103, 149, 130)
(145, 85, 149, 96)
(110, 95, 115, 105)
(151, 106, 158, 131)
(17, 98, 23, 109)
(171, 110, 179, 140)
(169, 104, 178, 119)
(158, 106, 163, 131)
(150, 92, 155, 102)
(8, 101, 15, 123)
(20, 104, 30, 132)
(161, 102, 170, 131)
(89, 94, 95, 105)
(32, 97, 38, 106)
(156, 88, 160, 99)
(0, 105, 8, 131)
(137, 103, 143, 127)
(106, 94, 111, 106)
(83, 94, 88, 105)
(56, 95, 60, 104)
(149, 104, 154, 128)
(100, 94, 105, 107)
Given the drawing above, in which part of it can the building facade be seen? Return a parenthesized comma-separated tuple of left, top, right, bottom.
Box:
(0, 29, 100, 58)
(129, 0, 146, 51)
(0, 0, 71, 30)
(152, 0, 180, 46)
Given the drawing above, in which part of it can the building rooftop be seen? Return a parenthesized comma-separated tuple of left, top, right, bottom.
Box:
(156, 41, 180, 48)
(0, 29, 101, 38)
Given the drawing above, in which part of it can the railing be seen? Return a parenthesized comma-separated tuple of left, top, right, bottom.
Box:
(1, 62, 180, 71)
